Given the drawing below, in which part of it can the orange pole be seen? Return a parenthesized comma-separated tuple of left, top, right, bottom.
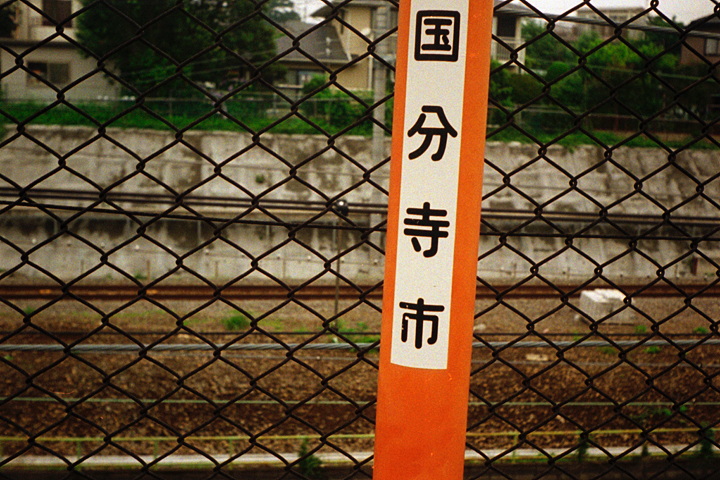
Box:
(373, 0, 494, 478)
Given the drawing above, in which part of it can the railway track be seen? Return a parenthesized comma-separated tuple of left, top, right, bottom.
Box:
(1, 282, 719, 301)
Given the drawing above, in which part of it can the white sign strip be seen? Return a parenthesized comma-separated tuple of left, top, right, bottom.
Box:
(390, 0, 469, 370)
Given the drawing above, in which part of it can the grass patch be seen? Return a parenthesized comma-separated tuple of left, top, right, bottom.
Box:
(693, 326, 710, 334)
(4, 100, 716, 150)
(222, 312, 251, 331)
(1, 100, 376, 137)
(486, 125, 717, 150)
(634, 324, 648, 335)
(644, 346, 662, 354)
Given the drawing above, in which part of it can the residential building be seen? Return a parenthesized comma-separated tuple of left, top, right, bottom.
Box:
(278, 0, 531, 93)
(491, 1, 532, 66)
(680, 14, 720, 66)
(572, 5, 648, 40)
(0, 0, 118, 102)
(274, 20, 349, 97)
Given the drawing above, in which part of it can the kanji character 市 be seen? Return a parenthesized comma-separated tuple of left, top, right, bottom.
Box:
(399, 297, 445, 349)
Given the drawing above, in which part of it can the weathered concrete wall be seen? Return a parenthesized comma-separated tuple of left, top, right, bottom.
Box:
(1, 125, 718, 283)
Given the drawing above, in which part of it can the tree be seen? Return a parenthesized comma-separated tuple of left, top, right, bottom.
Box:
(0, 3, 16, 38)
(521, 20, 574, 71)
(76, 0, 281, 97)
(264, 0, 300, 24)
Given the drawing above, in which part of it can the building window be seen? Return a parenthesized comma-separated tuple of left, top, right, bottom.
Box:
(298, 70, 319, 86)
(42, 0, 72, 27)
(706, 38, 720, 56)
(495, 16, 516, 38)
(27, 62, 71, 86)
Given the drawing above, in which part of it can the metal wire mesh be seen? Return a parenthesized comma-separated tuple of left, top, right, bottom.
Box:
(0, 0, 719, 478)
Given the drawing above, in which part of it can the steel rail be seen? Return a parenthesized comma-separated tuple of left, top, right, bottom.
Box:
(1, 339, 718, 353)
(1, 282, 720, 301)
(4, 187, 720, 229)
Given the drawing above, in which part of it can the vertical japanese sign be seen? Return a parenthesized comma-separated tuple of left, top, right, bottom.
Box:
(373, 0, 494, 478)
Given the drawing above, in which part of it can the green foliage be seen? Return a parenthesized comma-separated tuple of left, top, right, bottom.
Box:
(697, 427, 716, 459)
(644, 346, 662, 354)
(0, 99, 359, 135)
(521, 20, 574, 70)
(641, 442, 650, 458)
(644, 15, 684, 56)
(489, 61, 513, 107)
(298, 438, 324, 479)
(546, 61, 571, 81)
(513, 21, 720, 136)
(330, 319, 346, 339)
(634, 324, 648, 335)
(301, 75, 373, 134)
(694, 326, 710, 335)
(353, 322, 380, 345)
(76, 0, 279, 96)
(543, 31, 678, 118)
(223, 312, 250, 331)
(487, 122, 716, 150)
(599, 346, 616, 356)
(507, 74, 543, 105)
(23, 306, 35, 315)
(577, 435, 589, 461)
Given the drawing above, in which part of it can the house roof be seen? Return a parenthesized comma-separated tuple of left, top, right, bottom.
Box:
(493, 0, 534, 17)
(275, 20, 348, 65)
(686, 12, 720, 33)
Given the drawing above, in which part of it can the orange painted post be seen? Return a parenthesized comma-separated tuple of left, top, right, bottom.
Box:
(373, 0, 494, 478)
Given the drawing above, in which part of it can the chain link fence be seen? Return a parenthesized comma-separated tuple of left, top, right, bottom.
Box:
(0, 0, 719, 478)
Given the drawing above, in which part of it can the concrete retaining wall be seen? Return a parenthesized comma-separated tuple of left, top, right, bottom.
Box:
(1, 125, 718, 283)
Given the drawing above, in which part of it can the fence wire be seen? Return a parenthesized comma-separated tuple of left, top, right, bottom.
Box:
(0, 0, 720, 479)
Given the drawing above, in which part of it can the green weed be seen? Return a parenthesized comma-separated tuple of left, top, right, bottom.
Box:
(353, 322, 379, 344)
(577, 435, 589, 462)
(298, 438, 324, 479)
(599, 346, 616, 356)
(333, 319, 345, 332)
(223, 312, 250, 331)
(693, 326, 710, 335)
(641, 442, 650, 458)
(697, 427, 716, 459)
(644, 346, 662, 354)
(634, 324, 647, 335)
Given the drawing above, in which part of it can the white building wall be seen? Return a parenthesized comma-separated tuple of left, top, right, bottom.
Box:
(1, 0, 118, 102)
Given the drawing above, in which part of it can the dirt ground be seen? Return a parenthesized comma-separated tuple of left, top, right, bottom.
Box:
(0, 293, 718, 464)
